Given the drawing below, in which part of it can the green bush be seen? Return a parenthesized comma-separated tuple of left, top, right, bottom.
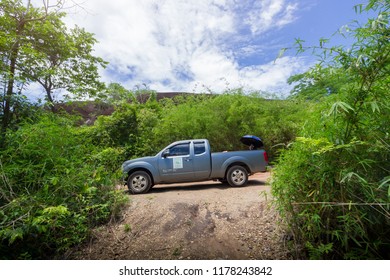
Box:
(88, 102, 138, 149)
(0, 114, 127, 259)
(91, 91, 311, 162)
(272, 135, 389, 259)
(154, 92, 311, 161)
(272, 0, 390, 259)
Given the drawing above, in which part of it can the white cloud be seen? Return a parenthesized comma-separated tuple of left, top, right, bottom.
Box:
(245, 0, 299, 35)
(239, 56, 306, 94)
(187, 55, 307, 95)
(60, 0, 306, 95)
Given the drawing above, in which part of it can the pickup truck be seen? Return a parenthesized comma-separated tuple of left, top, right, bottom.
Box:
(122, 135, 268, 194)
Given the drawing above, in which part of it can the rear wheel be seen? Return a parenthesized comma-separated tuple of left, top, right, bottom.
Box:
(226, 165, 248, 187)
(127, 171, 152, 194)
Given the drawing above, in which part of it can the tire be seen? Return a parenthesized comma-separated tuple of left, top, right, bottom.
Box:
(127, 171, 152, 194)
(226, 165, 248, 187)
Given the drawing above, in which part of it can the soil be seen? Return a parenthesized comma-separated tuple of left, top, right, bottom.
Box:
(67, 172, 291, 260)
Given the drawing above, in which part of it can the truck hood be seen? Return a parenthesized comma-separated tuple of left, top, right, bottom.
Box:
(122, 156, 155, 168)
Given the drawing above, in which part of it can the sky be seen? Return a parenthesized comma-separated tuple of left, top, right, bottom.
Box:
(41, 0, 374, 97)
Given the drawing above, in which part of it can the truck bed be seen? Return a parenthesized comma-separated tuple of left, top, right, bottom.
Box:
(210, 150, 267, 179)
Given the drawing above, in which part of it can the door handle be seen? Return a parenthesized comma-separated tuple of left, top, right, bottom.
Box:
(184, 158, 192, 162)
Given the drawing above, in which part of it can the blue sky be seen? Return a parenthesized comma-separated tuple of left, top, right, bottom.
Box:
(59, 0, 373, 97)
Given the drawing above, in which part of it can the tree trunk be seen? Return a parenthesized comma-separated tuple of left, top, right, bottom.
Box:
(45, 85, 57, 113)
(1, 14, 26, 135)
(1, 45, 19, 135)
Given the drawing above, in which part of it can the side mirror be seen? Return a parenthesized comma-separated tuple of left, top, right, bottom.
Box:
(162, 149, 170, 158)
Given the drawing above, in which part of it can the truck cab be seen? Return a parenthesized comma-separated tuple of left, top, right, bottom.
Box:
(157, 139, 211, 183)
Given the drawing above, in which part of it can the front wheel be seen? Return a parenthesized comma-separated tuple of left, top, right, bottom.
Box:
(226, 165, 248, 187)
(127, 171, 152, 194)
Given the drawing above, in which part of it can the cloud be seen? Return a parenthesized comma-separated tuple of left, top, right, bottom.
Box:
(187, 55, 307, 95)
(243, 0, 299, 35)
(61, 0, 306, 95)
(239, 56, 306, 94)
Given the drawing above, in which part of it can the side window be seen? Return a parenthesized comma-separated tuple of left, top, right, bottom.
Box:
(194, 142, 206, 155)
(168, 143, 190, 156)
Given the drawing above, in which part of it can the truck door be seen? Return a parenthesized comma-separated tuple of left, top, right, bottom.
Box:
(193, 141, 211, 180)
(157, 142, 194, 183)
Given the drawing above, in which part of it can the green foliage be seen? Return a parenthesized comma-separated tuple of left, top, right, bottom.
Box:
(288, 66, 351, 101)
(89, 90, 306, 162)
(88, 103, 138, 149)
(0, 0, 106, 133)
(124, 223, 132, 233)
(99, 83, 136, 105)
(154, 92, 310, 161)
(1, 0, 387, 262)
(306, 242, 333, 260)
(133, 99, 163, 156)
(272, 0, 390, 259)
(0, 79, 316, 260)
(272, 134, 389, 259)
(0, 114, 128, 259)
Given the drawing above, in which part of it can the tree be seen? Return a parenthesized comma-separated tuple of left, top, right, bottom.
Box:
(287, 66, 351, 101)
(272, 0, 390, 259)
(24, 21, 107, 108)
(1, 0, 46, 134)
(101, 82, 135, 104)
(0, 0, 106, 135)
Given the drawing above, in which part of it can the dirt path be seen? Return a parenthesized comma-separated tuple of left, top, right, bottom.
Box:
(69, 172, 289, 260)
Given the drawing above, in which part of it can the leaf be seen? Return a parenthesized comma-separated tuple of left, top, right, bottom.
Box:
(294, 38, 305, 48)
(307, 189, 316, 197)
(319, 38, 329, 48)
(276, 48, 288, 60)
(354, 4, 363, 14)
(50, 176, 59, 186)
(294, 38, 306, 54)
(8, 228, 24, 244)
(327, 101, 355, 116)
(341, 172, 367, 185)
(379, 177, 390, 188)
(378, 177, 390, 198)
(42, 205, 69, 216)
(370, 101, 380, 113)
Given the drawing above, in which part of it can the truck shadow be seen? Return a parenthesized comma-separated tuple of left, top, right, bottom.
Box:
(145, 179, 267, 194)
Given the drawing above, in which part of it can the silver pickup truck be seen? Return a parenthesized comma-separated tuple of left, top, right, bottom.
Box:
(122, 135, 268, 194)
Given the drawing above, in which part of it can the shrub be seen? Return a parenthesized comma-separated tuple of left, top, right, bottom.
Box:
(154, 92, 310, 161)
(272, 0, 390, 259)
(272, 135, 389, 259)
(0, 114, 127, 259)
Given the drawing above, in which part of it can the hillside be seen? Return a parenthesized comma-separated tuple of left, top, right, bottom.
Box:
(55, 92, 199, 124)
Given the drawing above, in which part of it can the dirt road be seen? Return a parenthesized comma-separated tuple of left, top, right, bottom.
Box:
(69, 172, 289, 260)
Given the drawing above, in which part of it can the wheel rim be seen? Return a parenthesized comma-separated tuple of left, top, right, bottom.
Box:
(231, 169, 246, 185)
(131, 175, 148, 190)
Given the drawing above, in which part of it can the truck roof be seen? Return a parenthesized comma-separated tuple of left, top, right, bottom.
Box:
(171, 139, 209, 144)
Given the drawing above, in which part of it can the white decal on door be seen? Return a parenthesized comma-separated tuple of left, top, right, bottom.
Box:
(173, 157, 183, 169)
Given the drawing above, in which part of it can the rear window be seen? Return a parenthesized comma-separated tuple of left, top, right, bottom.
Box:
(194, 142, 206, 155)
